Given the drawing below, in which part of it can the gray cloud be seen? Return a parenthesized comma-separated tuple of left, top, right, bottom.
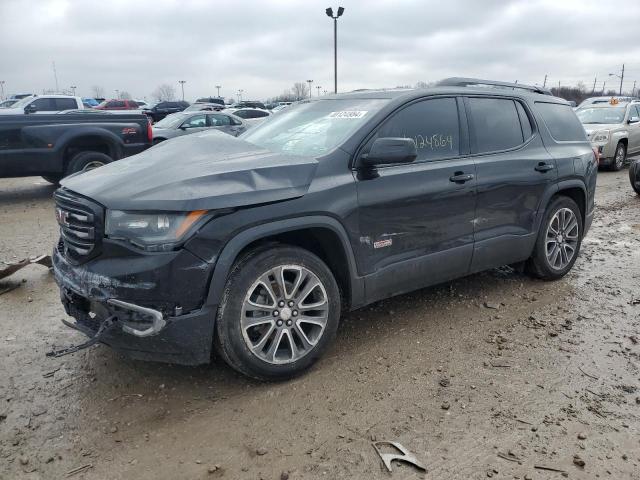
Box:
(1, 0, 639, 101)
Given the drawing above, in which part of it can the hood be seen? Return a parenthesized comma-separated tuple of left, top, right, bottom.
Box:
(61, 130, 318, 211)
(582, 123, 620, 135)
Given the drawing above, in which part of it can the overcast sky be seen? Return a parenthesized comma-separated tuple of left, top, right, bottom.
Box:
(2, 0, 640, 102)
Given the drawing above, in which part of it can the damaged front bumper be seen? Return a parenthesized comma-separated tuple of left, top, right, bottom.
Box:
(52, 241, 217, 365)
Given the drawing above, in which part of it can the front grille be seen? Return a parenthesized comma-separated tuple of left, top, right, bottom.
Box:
(54, 189, 104, 263)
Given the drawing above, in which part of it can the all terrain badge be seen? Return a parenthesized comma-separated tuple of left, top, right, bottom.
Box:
(373, 238, 393, 249)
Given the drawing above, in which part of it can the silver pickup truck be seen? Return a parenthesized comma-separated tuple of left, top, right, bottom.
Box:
(576, 99, 640, 170)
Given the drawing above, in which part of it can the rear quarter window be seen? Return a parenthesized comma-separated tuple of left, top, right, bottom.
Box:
(535, 102, 587, 142)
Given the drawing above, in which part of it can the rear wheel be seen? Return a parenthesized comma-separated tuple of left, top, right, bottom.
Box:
(527, 196, 583, 280)
(41, 175, 63, 185)
(630, 160, 640, 195)
(610, 142, 626, 171)
(66, 151, 112, 176)
(214, 245, 341, 381)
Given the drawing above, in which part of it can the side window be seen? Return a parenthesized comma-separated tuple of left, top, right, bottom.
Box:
(535, 102, 587, 142)
(234, 110, 248, 119)
(182, 115, 206, 128)
(467, 98, 523, 153)
(630, 105, 640, 120)
(31, 98, 54, 111)
(370, 97, 460, 161)
(209, 114, 231, 126)
(54, 98, 77, 111)
(515, 101, 533, 140)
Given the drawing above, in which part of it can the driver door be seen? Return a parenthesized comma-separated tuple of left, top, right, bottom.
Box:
(354, 96, 477, 302)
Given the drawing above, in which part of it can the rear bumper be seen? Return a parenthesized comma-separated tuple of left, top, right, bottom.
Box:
(52, 244, 217, 365)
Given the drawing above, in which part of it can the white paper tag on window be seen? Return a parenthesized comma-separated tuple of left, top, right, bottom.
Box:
(328, 111, 368, 119)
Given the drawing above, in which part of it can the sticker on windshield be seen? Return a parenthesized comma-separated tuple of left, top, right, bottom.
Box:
(328, 111, 368, 119)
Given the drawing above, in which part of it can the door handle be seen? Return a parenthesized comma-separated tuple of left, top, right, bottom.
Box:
(535, 162, 555, 172)
(449, 172, 474, 184)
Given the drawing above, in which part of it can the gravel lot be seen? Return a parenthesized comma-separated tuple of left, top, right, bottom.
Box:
(1, 169, 639, 479)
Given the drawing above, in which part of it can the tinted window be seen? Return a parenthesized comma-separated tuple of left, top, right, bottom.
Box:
(630, 105, 640, 119)
(54, 98, 77, 110)
(182, 115, 206, 128)
(31, 98, 54, 111)
(209, 114, 231, 126)
(515, 101, 533, 140)
(536, 102, 587, 142)
(468, 98, 523, 153)
(372, 97, 460, 161)
(234, 110, 249, 119)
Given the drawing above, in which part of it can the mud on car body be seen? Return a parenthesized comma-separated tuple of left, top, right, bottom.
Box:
(52, 78, 598, 380)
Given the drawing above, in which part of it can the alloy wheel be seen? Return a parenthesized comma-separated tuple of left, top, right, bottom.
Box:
(545, 208, 579, 270)
(240, 265, 329, 364)
(614, 144, 625, 169)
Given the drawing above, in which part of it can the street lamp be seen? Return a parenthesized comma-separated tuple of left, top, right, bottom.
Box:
(306, 79, 313, 99)
(70, 85, 76, 96)
(316, 85, 322, 97)
(325, 6, 345, 94)
(178, 80, 186, 101)
(215, 85, 222, 97)
(608, 64, 624, 95)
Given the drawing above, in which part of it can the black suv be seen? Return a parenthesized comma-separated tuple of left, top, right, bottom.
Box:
(143, 101, 190, 122)
(52, 78, 597, 380)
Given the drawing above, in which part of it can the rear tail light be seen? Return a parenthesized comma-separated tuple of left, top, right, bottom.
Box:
(147, 118, 153, 143)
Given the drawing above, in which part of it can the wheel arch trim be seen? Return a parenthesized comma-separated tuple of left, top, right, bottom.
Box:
(204, 216, 365, 309)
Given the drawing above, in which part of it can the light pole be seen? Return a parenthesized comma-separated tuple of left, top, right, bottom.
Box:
(70, 85, 76, 96)
(215, 85, 222, 97)
(316, 85, 322, 97)
(306, 79, 313, 99)
(325, 7, 344, 94)
(179, 80, 186, 101)
(632, 80, 637, 97)
(609, 64, 624, 95)
(0, 80, 4, 100)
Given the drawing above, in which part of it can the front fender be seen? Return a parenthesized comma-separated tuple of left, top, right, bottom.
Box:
(202, 215, 365, 309)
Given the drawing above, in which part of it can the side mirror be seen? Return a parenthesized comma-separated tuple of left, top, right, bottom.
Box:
(628, 116, 639, 124)
(179, 125, 188, 130)
(361, 137, 417, 167)
(24, 104, 37, 114)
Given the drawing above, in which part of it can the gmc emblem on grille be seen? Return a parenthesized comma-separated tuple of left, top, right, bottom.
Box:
(55, 207, 70, 227)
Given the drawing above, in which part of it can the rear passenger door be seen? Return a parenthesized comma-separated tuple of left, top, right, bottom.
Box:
(626, 105, 640, 155)
(465, 96, 556, 272)
(355, 96, 477, 302)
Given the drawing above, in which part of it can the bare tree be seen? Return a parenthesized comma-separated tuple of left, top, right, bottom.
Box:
(118, 91, 132, 100)
(152, 84, 176, 102)
(414, 81, 429, 88)
(91, 85, 105, 98)
(291, 82, 309, 101)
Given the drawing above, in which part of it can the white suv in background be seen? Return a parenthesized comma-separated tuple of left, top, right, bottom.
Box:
(0, 95, 84, 115)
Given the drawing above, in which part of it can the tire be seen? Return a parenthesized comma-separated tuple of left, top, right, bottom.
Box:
(527, 196, 583, 280)
(66, 151, 112, 176)
(153, 138, 165, 145)
(610, 141, 626, 171)
(630, 159, 640, 195)
(41, 175, 63, 185)
(214, 245, 341, 381)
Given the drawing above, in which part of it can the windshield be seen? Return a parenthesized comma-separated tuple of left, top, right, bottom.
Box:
(154, 113, 188, 128)
(8, 96, 34, 109)
(577, 106, 626, 124)
(240, 98, 389, 156)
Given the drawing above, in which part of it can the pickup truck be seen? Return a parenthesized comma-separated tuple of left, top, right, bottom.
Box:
(0, 113, 152, 183)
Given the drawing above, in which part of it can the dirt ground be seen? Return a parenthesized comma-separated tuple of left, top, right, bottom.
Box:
(1, 169, 639, 480)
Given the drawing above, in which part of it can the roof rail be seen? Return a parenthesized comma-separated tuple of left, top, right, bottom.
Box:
(437, 77, 553, 96)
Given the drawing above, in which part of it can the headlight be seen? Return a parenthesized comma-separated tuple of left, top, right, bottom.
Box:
(590, 130, 610, 146)
(105, 210, 209, 251)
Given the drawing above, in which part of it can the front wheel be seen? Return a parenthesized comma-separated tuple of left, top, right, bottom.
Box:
(214, 245, 341, 381)
(527, 196, 583, 280)
(610, 141, 626, 171)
